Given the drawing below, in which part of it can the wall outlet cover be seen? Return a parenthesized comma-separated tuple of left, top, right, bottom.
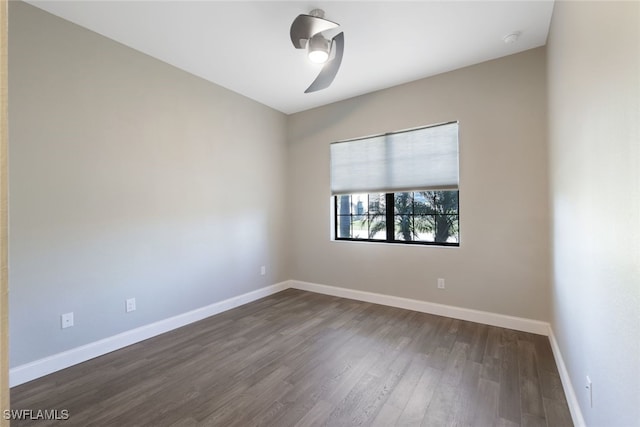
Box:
(61, 312, 74, 329)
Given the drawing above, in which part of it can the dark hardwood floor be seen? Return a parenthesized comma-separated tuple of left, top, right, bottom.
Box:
(10, 289, 573, 426)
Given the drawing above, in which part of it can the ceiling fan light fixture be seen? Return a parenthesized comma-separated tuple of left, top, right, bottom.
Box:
(290, 9, 344, 92)
(308, 50, 329, 64)
(308, 34, 331, 64)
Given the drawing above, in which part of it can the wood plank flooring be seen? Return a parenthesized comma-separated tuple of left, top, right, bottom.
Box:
(10, 289, 573, 426)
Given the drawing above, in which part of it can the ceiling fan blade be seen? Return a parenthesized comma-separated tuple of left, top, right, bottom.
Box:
(290, 14, 339, 49)
(305, 32, 344, 93)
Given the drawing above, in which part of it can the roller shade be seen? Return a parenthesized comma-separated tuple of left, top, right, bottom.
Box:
(330, 121, 459, 195)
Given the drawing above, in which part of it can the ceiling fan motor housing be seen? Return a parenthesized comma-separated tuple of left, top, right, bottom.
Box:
(309, 9, 325, 19)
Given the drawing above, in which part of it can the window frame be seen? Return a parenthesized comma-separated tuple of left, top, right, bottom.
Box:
(333, 191, 460, 247)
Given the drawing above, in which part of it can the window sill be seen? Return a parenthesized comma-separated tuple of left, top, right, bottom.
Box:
(330, 238, 460, 248)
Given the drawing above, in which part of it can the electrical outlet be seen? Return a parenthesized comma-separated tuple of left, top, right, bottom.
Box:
(260, 266, 266, 276)
(126, 298, 136, 313)
(437, 278, 445, 289)
(586, 376, 593, 408)
(61, 312, 74, 329)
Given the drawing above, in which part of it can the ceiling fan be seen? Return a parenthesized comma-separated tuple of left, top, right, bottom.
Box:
(290, 9, 344, 93)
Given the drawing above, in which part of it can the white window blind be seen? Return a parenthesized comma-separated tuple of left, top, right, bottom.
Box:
(330, 121, 459, 195)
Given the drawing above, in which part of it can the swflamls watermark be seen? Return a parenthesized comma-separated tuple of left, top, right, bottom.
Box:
(3, 409, 70, 420)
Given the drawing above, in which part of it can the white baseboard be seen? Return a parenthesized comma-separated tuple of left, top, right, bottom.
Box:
(10, 279, 553, 388)
(10, 278, 581, 427)
(289, 280, 550, 336)
(548, 328, 586, 427)
(9, 281, 290, 387)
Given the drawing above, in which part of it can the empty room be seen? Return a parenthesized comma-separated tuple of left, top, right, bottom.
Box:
(0, 0, 638, 426)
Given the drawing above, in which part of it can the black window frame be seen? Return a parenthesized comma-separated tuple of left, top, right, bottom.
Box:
(334, 191, 460, 247)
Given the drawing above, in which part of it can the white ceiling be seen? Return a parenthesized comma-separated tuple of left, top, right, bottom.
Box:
(27, 1, 555, 114)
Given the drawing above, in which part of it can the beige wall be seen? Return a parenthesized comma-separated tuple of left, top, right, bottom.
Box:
(0, 0, 8, 420)
(287, 48, 550, 321)
(547, 1, 640, 425)
(9, 2, 288, 367)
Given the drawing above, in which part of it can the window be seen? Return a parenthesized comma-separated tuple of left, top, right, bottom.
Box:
(331, 122, 459, 246)
(335, 191, 459, 245)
